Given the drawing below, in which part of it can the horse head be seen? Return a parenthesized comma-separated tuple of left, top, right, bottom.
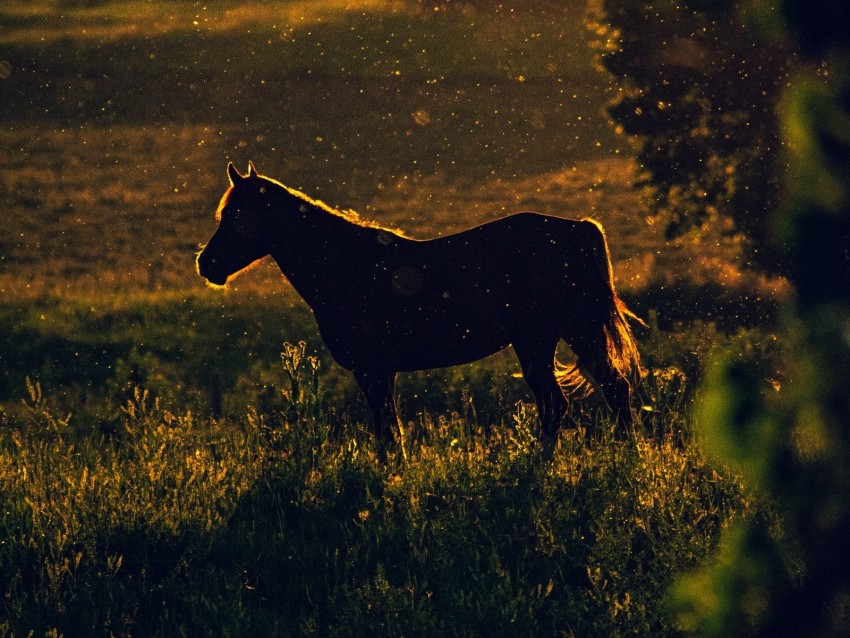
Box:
(197, 161, 272, 286)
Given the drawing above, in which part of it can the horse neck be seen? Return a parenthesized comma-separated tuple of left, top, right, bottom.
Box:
(264, 190, 362, 302)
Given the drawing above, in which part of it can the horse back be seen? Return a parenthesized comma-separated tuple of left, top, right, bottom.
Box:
(308, 212, 602, 372)
(430, 212, 594, 289)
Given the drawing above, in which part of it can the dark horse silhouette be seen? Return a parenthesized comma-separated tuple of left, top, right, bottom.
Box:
(197, 162, 644, 444)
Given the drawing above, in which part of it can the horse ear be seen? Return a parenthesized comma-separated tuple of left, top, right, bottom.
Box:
(227, 162, 243, 186)
(247, 161, 258, 177)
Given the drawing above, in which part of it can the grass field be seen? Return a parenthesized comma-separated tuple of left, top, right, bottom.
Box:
(0, 1, 783, 635)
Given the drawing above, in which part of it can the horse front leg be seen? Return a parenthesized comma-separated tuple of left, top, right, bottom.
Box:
(352, 370, 404, 459)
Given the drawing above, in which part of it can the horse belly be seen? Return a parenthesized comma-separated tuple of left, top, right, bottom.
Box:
(311, 294, 504, 372)
(392, 291, 511, 370)
(396, 317, 510, 371)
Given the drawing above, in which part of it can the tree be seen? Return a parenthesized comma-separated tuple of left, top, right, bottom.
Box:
(592, 0, 796, 277)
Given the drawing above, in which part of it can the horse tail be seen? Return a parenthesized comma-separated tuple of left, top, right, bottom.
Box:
(557, 218, 646, 397)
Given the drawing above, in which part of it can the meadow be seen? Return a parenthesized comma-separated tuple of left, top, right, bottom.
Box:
(0, 1, 783, 635)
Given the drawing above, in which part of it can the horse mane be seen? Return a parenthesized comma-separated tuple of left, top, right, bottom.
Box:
(278, 180, 409, 237)
(218, 169, 405, 237)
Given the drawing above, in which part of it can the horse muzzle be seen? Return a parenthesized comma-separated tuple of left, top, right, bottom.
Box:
(196, 252, 228, 286)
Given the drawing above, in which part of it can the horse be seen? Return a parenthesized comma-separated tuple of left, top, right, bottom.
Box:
(196, 162, 644, 446)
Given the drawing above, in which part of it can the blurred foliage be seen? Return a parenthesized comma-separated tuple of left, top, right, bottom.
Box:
(669, 1, 850, 636)
(591, 0, 797, 277)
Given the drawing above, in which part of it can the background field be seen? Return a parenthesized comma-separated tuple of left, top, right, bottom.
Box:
(0, 0, 780, 411)
(0, 1, 781, 635)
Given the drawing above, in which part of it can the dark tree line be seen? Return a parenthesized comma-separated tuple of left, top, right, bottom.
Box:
(593, 0, 797, 278)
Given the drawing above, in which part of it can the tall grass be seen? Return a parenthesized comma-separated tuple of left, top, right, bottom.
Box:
(1, 343, 750, 637)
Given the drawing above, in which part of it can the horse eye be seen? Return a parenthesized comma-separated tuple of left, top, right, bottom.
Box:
(259, 186, 267, 195)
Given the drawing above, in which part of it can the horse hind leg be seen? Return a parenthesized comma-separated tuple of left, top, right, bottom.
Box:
(567, 334, 634, 435)
(587, 368, 633, 434)
(513, 337, 569, 441)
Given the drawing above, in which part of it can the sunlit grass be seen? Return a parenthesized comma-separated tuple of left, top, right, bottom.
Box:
(0, 0, 402, 45)
(0, 346, 750, 636)
(0, 0, 596, 83)
(0, 120, 646, 298)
